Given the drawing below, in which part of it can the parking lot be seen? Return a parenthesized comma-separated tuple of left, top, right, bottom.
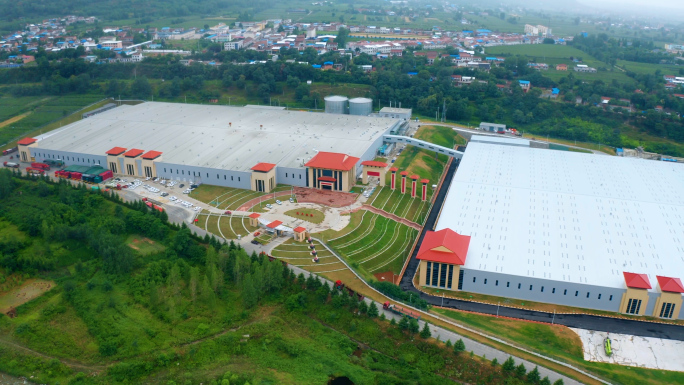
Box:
(106, 177, 204, 212)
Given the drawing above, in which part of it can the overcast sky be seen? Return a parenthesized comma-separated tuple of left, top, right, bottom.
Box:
(575, 0, 684, 13)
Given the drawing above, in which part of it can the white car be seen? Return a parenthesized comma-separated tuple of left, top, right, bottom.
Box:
(289, 197, 294, 203)
(266, 204, 273, 209)
(275, 200, 282, 205)
(194, 207, 200, 211)
(169, 196, 177, 201)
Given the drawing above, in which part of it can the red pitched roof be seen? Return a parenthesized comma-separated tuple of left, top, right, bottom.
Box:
(266, 220, 283, 229)
(142, 150, 163, 160)
(656, 276, 684, 293)
(106, 146, 127, 155)
(389, 167, 398, 172)
(293, 226, 306, 233)
(416, 228, 471, 265)
(318, 176, 336, 182)
(400, 171, 409, 176)
(123, 148, 144, 157)
(421, 179, 429, 183)
(361, 160, 388, 168)
(17, 137, 37, 145)
(251, 162, 276, 172)
(304, 152, 359, 171)
(410, 174, 419, 179)
(248, 213, 261, 219)
(623, 272, 652, 290)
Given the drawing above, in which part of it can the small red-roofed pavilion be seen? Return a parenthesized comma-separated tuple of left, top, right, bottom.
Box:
(653, 275, 684, 319)
(361, 160, 388, 186)
(620, 272, 652, 316)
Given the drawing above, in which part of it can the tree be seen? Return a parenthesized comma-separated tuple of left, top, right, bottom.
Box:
(367, 302, 379, 318)
(492, 358, 498, 366)
(502, 357, 516, 372)
(419, 322, 431, 339)
(543, 38, 555, 44)
(515, 363, 527, 378)
(553, 379, 564, 385)
(540, 377, 551, 385)
(398, 316, 409, 330)
(131, 76, 152, 99)
(453, 338, 466, 354)
(527, 366, 541, 384)
(189, 266, 199, 303)
(242, 273, 258, 308)
(358, 300, 368, 314)
(408, 319, 419, 334)
(445, 339, 452, 348)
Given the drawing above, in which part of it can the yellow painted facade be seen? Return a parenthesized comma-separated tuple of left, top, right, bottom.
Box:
(652, 291, 682, 319)
(418, 260, 460, 291)
(307, 166, 356, 192)
(18, 142, 37, 163)
(251, 168, 276, 193)
(619, 287, 650, 316)
(361, 165, 386, 186)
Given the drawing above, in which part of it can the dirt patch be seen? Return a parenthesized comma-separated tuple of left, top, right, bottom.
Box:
(0, 111, 32, 129)
(293, 187, 357, 208)
(0, 279, 55, 313)
(373, 271, 398, 284)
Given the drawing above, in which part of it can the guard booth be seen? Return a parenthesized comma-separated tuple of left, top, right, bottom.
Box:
(361, 160, 388, 186)
(293, 226, 307, 242)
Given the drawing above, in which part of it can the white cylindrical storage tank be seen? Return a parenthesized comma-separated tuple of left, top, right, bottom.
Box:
(348, 97, 373, 116)
(324, 95, 349, 114)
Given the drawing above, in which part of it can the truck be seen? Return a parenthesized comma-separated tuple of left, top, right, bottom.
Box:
(142, 197, 163, 206)
(383, 301, 421, 320)
(604, 337, 612, 356)
(3, 161, 19, 168)
(2, 147, 18, 156)
(25, 167, 45, 176)
(30, 162, 50, 171)
(44, 159, 64, 168)
(334, 280, 345, 290)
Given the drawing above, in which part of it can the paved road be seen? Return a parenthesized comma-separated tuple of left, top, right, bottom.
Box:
(399, 157, 684, 341)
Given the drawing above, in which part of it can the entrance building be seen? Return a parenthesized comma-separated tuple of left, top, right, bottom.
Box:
(416, 228, 471, 291)
(305, 151, 359, 192)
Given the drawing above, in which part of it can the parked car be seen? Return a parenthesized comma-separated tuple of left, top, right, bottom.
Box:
(289, 197, 294, 203)
(266, 204, 273, 209)
(251, 240, 260, 245)
(179, 184, 184, 188)
(275, 200, 282, 205)
(161, 192, 169, 197)
(224, 210, 232, 215)
(190, 184, 198, 189)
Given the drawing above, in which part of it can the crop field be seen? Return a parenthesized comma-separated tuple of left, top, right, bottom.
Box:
(616, 60, 683, 75)
(327, 212, 418, 277)
(370, 187, 430, 224)
(194, 213, 258, 240)
(0, 95, 108, 150)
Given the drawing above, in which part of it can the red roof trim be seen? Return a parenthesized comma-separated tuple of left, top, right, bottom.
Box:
(389, 167, 399, 172)
(123, 148, 144, 157)
(317, 176, 336, 182)
(266, 220, 283, 229)
(251, 162, 276, 172)
(142, 150, 163, 160)
(400, 171, 409, 176)
(656, 276, 684, 293)
(293, 226, 306, 233)
(17, 137, 37, 145)
(248, 213, 261, 218)
(106, 146, 127, 155)
(361, 160, 388, 168)
(416, 228, 471, 265)
(410, 174, 419, 179)
(304, 151, 359, 171)
(421, 179, 430, 183)
(623, 272, 652, 290)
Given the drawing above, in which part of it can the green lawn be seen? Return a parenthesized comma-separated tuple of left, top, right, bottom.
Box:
(284, 208, 325, 224)
(125, 235, 166, 256)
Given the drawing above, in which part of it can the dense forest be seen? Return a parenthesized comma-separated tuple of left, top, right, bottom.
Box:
(1, 45, 683, 155)
(0, 170, 565, 385)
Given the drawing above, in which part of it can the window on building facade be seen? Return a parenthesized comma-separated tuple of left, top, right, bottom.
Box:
(473, 277, 476, 283)
(484, 279, 487, 285)
(426, 262, 432, 286)
(575, 291, 579, 297)
(439, 263, 447, 288)
(609, 295, 613, 301)
(518, 283, 521, 289)
(506, 282, 510, 287)
(552, 288, 556, 294)
(541, 286, 544, 292)
(432, 263, 439, 286)
(626, 298, 642, 314)
(447, 265, 454, 289)
(660, 303, 675, 318)
(564, 289, 567, 295)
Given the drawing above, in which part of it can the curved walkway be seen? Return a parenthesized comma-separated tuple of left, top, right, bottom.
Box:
(236, 190, 293, 211)
(360, 204, 421, 230)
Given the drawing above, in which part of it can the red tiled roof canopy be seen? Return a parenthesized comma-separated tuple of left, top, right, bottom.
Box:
(400, 171, 409, 176)
(417, 228, 471, 265)
(123, 148, 144, 157)
(266, 220, 283, 229)
(251, 162, 276, 172)
(361, 160, 388, 168)
(623, 272, 652, 290)
(318, 176, 336, 182)
(389, 167, 398, 172)
(293, 226, 306, 233)
(142, 150, 163, 160)
(17, 137, 37, 145)
(410, 174, 419, 179)
(248, 213, 261, 218)
(106, 146, 127, 155)
(304, 151, 359, 171)
(421, 179, 429, 183)
(656, 276, 684, 293)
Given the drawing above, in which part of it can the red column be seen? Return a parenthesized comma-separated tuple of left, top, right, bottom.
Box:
(411, 175, 418, 198)
(421, 179, 429, 201)
(400, 171, 408, 194)
(390, 167, 398, 190)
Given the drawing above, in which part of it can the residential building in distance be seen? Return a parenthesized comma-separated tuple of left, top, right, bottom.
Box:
(224, 40, 243, 50)
(574, 64, 597, 73)
(556, 64, 568, 71)
(524, 24, 553, 37)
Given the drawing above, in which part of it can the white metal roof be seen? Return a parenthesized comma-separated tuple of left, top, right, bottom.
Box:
(34, 102, 397, 172)
(436, 142, 684, 291)
(469, 135, 530, 147)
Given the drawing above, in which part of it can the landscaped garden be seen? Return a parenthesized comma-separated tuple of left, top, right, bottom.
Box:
(284, 208, 325, 224)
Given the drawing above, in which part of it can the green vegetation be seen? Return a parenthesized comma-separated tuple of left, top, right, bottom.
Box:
(326, 213, 417, 279)
(284, 208, 325, 224)
(371, 187, 430, 224)
(195, 213, 258, 240)
(0, 169, 555, 385)
(189, 184, 291, 211)
(125, 235, 166, 256)
(434, 308, 684, 385)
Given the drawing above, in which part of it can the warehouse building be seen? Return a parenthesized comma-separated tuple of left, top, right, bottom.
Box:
(22, 102, 401, 193)
(420, 137, 684, 319)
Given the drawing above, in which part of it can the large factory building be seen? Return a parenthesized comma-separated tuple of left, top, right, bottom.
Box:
(418, 136, 684, 320)
(21, 102, 401, 192)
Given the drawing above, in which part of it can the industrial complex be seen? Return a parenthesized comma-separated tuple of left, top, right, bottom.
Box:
(19, 102, 404, 193)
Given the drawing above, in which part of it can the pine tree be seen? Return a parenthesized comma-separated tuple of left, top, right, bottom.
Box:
(515, 363, 527, 378)
(552, 379, 564, 385)
(297, 272, 306, 285)
(398, 316, 409, 330)
(408, 319, 419, 334)
(527, 366, 541, 384)
(367, 302, 379, 318)
(492, 358, 498, 366)
(419, 322, 431, 339)
(454, 338, 466, 354)
(380, 313, 386, 321)
(540, 377, 551, 385)
(445, 339, 452, 348)
(358, 300, 368, 314)
(242, 273, 258, 308)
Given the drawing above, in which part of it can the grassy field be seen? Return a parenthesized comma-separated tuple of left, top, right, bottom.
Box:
(194, 213, 258, 240)
(125, 235, 166, 256)
(284, 208, 325, 224)
(189, 184, 292, 211)
(434, 308, 684, 385)
(0, 95, 108, 151)
(326, 213, 418, 279)
(370, 187, 430, 224)
(616, 59, 683, 75)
